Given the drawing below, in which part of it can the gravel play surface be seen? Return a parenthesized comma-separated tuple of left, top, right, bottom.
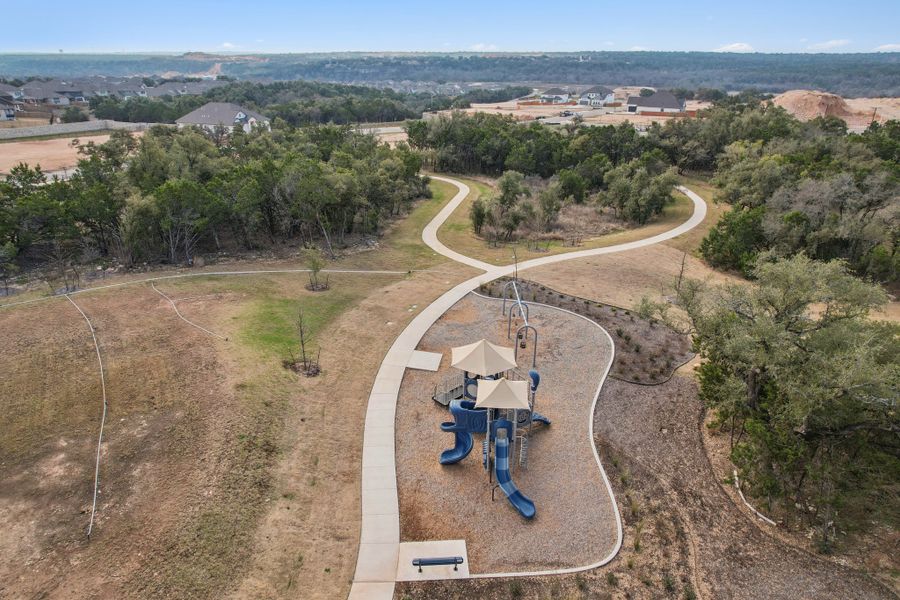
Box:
(395, 293, 619, 573)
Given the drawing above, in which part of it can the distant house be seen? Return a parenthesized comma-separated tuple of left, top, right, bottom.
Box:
(175, 102, 270, 133)
(578, 86, 615, 107)
(0, 96, 18, 121)
(539, 88, 571, 104)
(626, 91, 685, 114)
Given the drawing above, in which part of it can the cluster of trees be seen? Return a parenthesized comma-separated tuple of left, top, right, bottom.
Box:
(87, 80, 533, 127)
(694, 117, 899, 281)
(424, 86, 532, 111)
(468, 153, 677, 244)
(60, 106, 89, 123)
(408, 101, 898, 283)
(412, 112, 681, 233)
(0, 124, 428, 283)
(406, 111, 650, 176)
(676, 254, 898, 549)
(90, 95, 208, 123)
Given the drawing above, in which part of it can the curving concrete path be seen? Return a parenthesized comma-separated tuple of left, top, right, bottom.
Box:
(349, 176, 707, 599)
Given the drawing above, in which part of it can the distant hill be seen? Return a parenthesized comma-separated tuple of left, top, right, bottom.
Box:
(1, 51, 898, 97)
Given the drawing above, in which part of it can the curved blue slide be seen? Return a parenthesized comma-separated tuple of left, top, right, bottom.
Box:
(493, 420, 536, 519)
(440, 400, 488, 464)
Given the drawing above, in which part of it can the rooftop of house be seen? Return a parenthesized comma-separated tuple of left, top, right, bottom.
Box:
(175, 102, 268, 127)
(626, 90, 683, 109)
(581, 86, 613, 96)
(541, 88, 569, 95)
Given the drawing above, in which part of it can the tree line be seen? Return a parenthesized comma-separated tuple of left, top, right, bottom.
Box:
(407, 101, 898, 283)
(88, 80, 532, 126)
(0, 124, 428, 289)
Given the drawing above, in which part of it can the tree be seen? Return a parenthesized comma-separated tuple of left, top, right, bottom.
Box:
(700, 206, 768, 275)
(537, 183, 563, 231)
(679, 254, 897, 550)
(469, 197, 487, 235)
(305, 247, 329, 291)
(639, 88, 655, 97)
(153, 179, 213, 265)
(556, 169, 587, 203)
(495, 171, 529, 216)
(0, 241, 18, 296)
(60, 106, 88, 123)
(601, 156, 678, 224)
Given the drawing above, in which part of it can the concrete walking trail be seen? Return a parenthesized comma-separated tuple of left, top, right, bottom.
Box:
(349, 175, 707, 599)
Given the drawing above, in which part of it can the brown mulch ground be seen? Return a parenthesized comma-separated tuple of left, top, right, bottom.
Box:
(396, 293, 619, 573)
(481, 278, 694, 384)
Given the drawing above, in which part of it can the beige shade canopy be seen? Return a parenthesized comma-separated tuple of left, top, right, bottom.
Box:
(450, 339, 517, 376)
(474, 378, 530, 410)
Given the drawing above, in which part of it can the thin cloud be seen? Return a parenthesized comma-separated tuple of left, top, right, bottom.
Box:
(874, 43, 900, 52)
(469, 43, 498, 51)
(807, 39, 850, 51)
(221, 42, 236, 49)
(629, 46, 649, 51)
(714, 42, 754, 53)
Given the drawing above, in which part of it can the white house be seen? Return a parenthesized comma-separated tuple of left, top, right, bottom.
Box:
(175, 102, 270, 133)
(578, 86, 615, 107)
(626, 91, 685, 114)
(539, 88, 571, 104)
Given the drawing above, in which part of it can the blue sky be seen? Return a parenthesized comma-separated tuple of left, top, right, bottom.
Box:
(7, 0, 900, 53)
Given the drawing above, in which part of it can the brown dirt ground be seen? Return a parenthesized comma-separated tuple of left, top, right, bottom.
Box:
(772, 90, 893, 129)
(0, 259, 478, 600)
(396, 294, 618, 573)
(0, 132, 144, 175)
(844, 97, 900, 122)
(0, 285, 234, 599)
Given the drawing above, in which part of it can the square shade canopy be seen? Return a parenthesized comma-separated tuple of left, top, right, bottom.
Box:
(450, 339, 517, 377)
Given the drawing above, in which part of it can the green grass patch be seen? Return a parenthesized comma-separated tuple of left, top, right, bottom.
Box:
(239, 291, 358, 357)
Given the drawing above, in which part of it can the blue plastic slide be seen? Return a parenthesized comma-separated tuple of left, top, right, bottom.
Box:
(440, 400, 488, 464)
(492, 420, 536, 519)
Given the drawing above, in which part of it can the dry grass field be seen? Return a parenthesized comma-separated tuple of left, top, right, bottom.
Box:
(0, 180, 478, 599)
(0, 118, 51, 129)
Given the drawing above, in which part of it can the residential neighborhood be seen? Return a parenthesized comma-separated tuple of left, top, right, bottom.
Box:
(0, 76, 228, 120)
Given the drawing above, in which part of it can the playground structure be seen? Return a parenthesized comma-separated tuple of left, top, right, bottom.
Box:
(433, 282, 552, 519)
(502, 279, 538, 369)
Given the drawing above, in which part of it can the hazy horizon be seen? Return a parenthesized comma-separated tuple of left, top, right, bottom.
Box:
(9, 0, 900, 55)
